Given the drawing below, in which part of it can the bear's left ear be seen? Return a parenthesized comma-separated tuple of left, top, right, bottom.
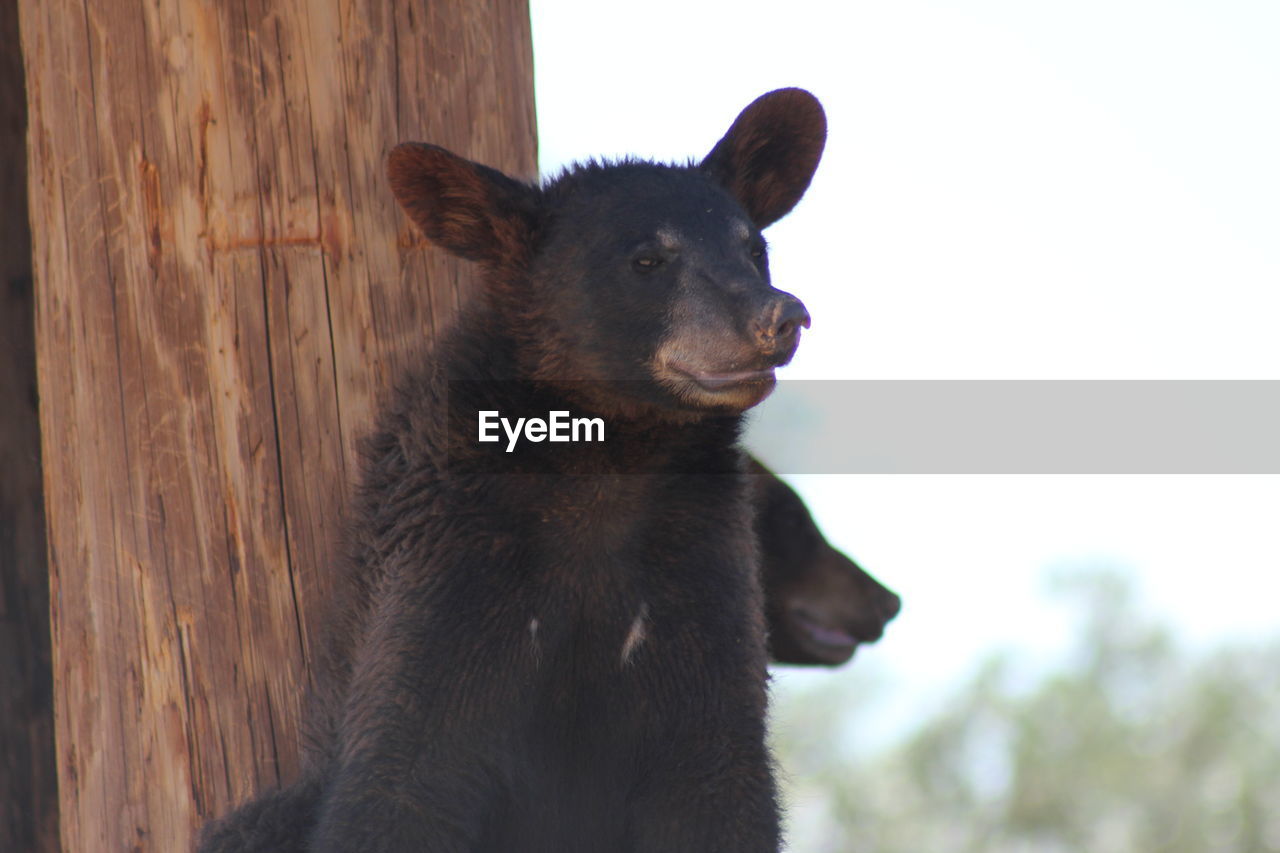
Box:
(700, 88, 827, 229)
(387, 143, 539, 267)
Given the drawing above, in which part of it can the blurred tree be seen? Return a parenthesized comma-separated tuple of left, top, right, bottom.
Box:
(775, 570, 1280, 853)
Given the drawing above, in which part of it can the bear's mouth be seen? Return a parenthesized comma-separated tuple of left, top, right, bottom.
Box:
(667, 364, 777, 393)
(787, 607, 861, 664)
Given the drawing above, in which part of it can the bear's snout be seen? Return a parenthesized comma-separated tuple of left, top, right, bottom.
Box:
(754, 293, 811, 348)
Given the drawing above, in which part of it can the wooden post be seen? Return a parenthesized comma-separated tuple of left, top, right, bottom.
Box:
(1, 3, 58, 850)
(17, 1, 536, 849)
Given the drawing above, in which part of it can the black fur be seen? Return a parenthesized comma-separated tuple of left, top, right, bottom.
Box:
(197, 777, 321, 853)
(200, 88, 828, 853)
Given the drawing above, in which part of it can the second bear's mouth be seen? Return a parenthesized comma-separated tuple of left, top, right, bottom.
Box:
(788, 607, 860, 663)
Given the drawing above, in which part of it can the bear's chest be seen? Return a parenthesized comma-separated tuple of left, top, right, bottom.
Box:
(500, 561, 763, 850)
(520, 498, 758, 678)
(514, 518, 764, 733)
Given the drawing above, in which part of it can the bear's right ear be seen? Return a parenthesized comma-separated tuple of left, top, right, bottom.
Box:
(387, 143, 538, 266)
(700, 88, 827, 229)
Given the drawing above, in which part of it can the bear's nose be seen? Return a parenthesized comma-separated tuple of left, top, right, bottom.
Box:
(754, 294, 811, 345)
(879, 589, 902, 622)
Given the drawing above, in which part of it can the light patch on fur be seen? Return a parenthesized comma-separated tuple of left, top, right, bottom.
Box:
(529, 618, 540, 664)
(656, 227, 681, 250)
(620, 603, 649, 666)
(732, 218, 751, 240)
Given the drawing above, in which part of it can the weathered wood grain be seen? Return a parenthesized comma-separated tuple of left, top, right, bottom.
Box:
(18, 1, 536, 849)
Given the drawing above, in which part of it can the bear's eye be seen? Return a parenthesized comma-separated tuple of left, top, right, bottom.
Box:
(632, 256, 663, 272)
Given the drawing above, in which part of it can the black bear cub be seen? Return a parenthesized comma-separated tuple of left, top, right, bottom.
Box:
(197, 464, 901, 852)
(205, 88, 826, 852)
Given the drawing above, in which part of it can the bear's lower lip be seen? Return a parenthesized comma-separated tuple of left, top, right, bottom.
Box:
(668, 364, 777, 393)
(790, 609, 859, 658)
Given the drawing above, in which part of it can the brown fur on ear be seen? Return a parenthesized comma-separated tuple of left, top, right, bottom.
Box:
(386, 143, 538, 266)
(701, 88, 827, 228)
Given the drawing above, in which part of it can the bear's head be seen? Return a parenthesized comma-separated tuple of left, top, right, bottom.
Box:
(387, 88, 826, 420)
(753, 461, 902, 665)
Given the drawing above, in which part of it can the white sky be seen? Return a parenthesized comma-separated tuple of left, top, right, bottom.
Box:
(530, 0, 1280, 727)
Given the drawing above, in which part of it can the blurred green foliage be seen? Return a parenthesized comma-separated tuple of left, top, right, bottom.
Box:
(775, 571, 1280, 852)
